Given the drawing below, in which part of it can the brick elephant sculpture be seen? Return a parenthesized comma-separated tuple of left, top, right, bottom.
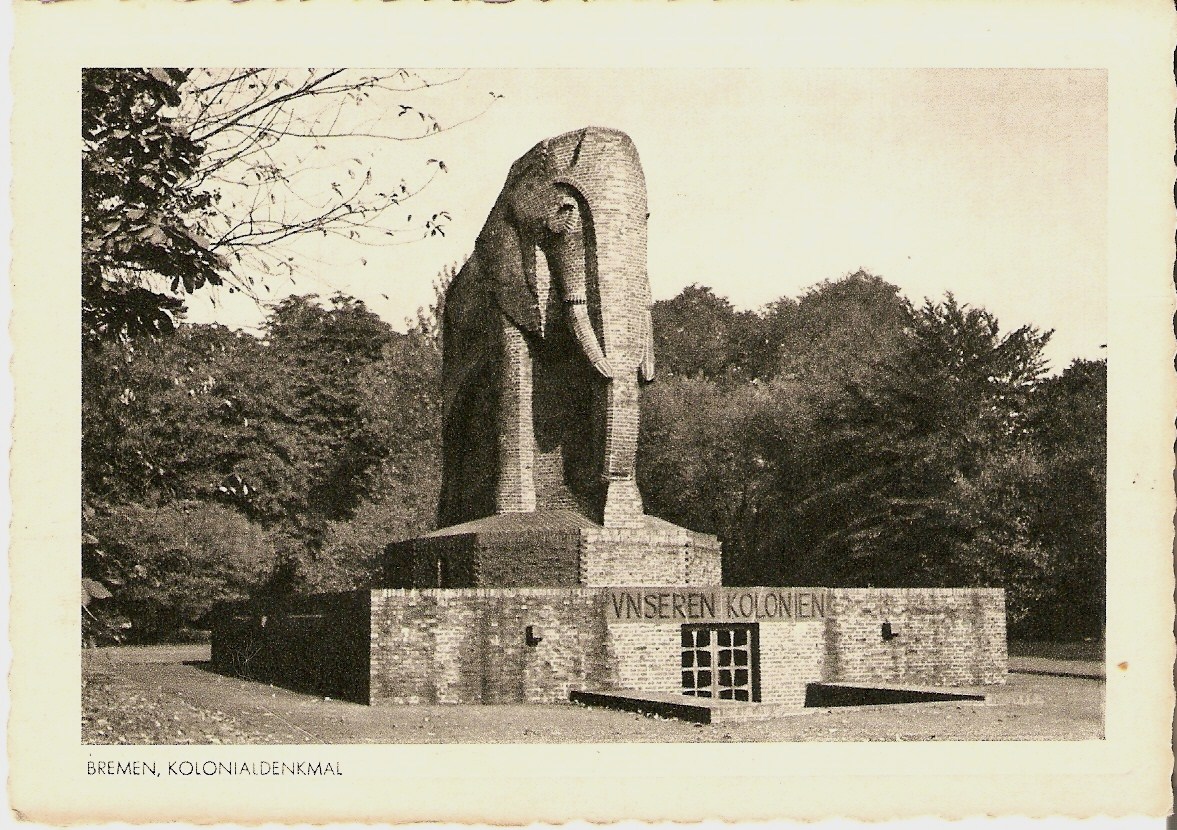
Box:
(439, 127, 655, 528)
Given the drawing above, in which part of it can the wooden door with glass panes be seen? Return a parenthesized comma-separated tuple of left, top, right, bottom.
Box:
(680, 623, 760, 701)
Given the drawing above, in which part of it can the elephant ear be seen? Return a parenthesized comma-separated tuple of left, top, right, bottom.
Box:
(480, 208, 542, 336)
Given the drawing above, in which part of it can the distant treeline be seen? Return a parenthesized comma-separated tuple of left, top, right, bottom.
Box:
(82, 272, 1105, 643)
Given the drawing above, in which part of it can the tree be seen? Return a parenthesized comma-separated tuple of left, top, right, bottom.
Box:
(800, 294, 1052, 586)
(257, 294, 398, 530)
(82, 69, 226, 340)
(82, 291, 449, 607)
(81, 322, 273, 509)
(650, 285, 764, 380)
(763, 270, 911, 390)
(82, 68, 495, 341)
(1020, 358, 1107, 638)
(84, 293, 409, 528)
(84, 501, 276, 642)
(290, 319, 444, 591)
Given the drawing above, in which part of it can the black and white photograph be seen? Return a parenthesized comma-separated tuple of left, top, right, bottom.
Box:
(78, 65, 1107, 742)
(9, 2, 1175, 824)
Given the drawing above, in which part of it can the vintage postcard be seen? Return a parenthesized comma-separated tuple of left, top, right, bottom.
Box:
(8, 0, 1176, 824)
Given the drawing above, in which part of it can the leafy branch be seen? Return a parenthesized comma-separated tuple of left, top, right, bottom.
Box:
(82, 67, 501, 340)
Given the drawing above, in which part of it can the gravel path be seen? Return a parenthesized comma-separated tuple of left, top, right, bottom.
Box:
(82, 645, 1103, 745)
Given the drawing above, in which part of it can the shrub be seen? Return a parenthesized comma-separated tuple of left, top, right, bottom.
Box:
(85, 501, 276, 642)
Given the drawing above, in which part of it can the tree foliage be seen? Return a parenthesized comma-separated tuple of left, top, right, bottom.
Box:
(801, 294, 1053, 585)
(82, 293, 443, 637)
(651, 285, 764, 380)
(83, 269, 1104, 643)
(84, 501, 276, 642)
(82, 68, 492, 342)
(640, 274, 1102, 639)
(82, 69, 226, 340)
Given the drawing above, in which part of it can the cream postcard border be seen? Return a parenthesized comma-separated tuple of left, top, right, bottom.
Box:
(9, 1, 1176, 823)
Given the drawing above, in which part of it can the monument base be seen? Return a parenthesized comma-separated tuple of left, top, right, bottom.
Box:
(210, 586, 1009, 706)
(382, 509, 723, 588)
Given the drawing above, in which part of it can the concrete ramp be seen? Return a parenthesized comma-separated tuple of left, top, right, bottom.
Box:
(572, 684, 986, 724)
(570, 689, 803, 724)
(805, 682, 985, 707)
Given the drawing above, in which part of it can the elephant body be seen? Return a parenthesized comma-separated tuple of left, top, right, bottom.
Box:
(438, 127, 654, 529)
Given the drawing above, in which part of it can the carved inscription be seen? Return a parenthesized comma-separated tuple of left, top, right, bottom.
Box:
(606, 588, 829, 623)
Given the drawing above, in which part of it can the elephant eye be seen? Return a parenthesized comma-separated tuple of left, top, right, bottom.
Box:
(551, 201, 577, 234)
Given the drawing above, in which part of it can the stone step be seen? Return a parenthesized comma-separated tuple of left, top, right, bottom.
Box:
(569, 689, 803, 724)
(572, 683, 988, 724)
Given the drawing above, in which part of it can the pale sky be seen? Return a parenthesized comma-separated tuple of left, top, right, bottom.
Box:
(187, 68, 1107, 373)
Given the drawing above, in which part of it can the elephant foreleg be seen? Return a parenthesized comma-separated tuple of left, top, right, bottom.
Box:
(496, 322, 537, 513)
(601, 373, 644, 526)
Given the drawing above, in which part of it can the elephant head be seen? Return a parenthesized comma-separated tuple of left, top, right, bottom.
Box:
(474, 126, 655, 383)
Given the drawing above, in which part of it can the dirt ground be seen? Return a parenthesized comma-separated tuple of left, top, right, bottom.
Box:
(82, 645, 1104, 745)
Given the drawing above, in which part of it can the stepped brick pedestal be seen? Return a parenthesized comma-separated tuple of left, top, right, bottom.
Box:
(383, 510, 722, 589)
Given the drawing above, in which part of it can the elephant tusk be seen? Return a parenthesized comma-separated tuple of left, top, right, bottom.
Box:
(565, 294, 612, 378)
(639, 307, 655, 382)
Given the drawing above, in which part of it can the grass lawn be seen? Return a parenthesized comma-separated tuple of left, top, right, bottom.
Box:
(82, 644, 1104, 745)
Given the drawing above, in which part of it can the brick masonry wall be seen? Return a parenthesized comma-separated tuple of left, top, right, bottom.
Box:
(209, 591, 372, 704)
(210, 586, 1006, 707)
(579, 526, 722, 586)
(383, 536, 478, 588)
(475, 531, 582, 586)
(606, 622, 681, 694)
(759, 620, 826, 706)
(382, 516, 721, 590)
(385, 529, 582, 589)
(823, 588, 1007, 686)
(369, 588, 615, 704)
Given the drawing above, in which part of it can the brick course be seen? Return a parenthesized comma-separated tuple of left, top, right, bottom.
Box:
(759, 620, 827, 706)
(368, 588, 613, 704)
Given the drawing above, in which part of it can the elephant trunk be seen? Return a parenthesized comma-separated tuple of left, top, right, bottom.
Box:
(545, 218, 613, 379)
